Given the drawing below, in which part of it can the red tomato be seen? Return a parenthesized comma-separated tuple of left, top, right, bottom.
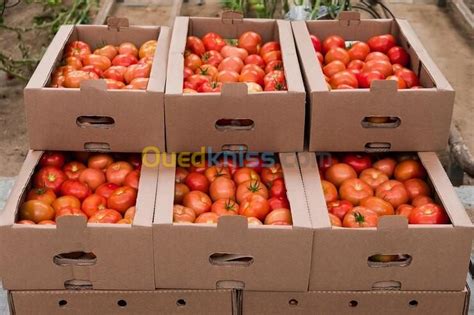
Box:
(107, 186, 137, 213)
(322, 180, 338, 203)
(218, 56, 244, 73)
(221, 45, 249, 60)
(204, 166, 231, 183)
(247, 82, 263, 92)
(195, 212, 219, 224)
(88, 209, 122, 223)
(268, 196, 290, 210)
(106, 161, 133, 186)
(392, 63, 404, 73)
(327, 199, 353, 220)
(264, 208, 292, 225)
(409, 203, 449, 224)
(238, 31, 262, 54)
(211, 198, 239, 216)
(238, 70, 262, 86)
(261, 164, 283, 186)
(175, 183, 190, 204)
(412, 195, 434, 207)
(359, 168, 389, 190)
(185, 172, 210, 193)
(65, 41, 91, 60)
(63, 161, 86, 180)
(396, 204, 414, 219)
(265, 60, 284, 73)
(362, 59, 393, 78)
(118, 42, 138, 58)
(183, 191, 212, 216)
(325, 163, 357, 187)
(124, 170, 140, 190)
(348, 42, 370, 61)
(316, 51, 324, 64)
(183, 66, 194, 80)
(63, 70, 98, 88)
(318, 155, 339, 175)
(34, 166, 67, 193)
(310, 35, 322, 52)
(387, 46, 409, 66)
(184, 53, 202, 71)
(81, 65, 103, 78)
(175, 167, 189, 183)
(210, 177, 236, 201)
(367, 34, 396, 53)
(94, 44, 118, 61)
(322, 35, 345, 54)
(198, 81, 222, 93)
(124, 63, 151, 84)
(173, 204, 196, 223)
(202, 32, 226, 52)
(236, 180, 268, 204)
(386, 75, 407, 89)
(233, 167, 260, 185)
(347, 59, 365, 70)
(104, 79, 125, 89)
(339, 178, 374, 206)
(195, 64, 218, 80)
(201, 50, 224, 67)
(260, 41, 281, 57)
(269, 178, 286, 198)
(375, 180, 409, 208)
(342, 153, 372, 174)
(60, 179, 91, 201)
(329, 70, 358, 89)
(82, 54, 111, 71)
(263, 70, 285, 86)
(342, 207, 378, 228)
(329, 213, 342, 227)
(357, 70, 385, 88)
(139, 40, 157, 59)
(262, 50, 282, 64)
(186, 74, 211, 90)
(186, 36, 206, 56)
(88, 153, 113, 170)
(365, 52, 390, 62)
(360, 196, 394, 216)
(82, 194, 107, 217)
(95, 182, 120, 199)
(244, 54, 265, 68)
(216, 70, 240, 83)
(189, 159, 208, 173)
(111, 54, 138, 67)
(79, 168, 106, 191)
(124, 206, 136, 220)
(217, 157, 240, 175)
(52, 195, 81, 212)
(56, 207, 87, 220)
(19, 200, 55, 223)
(394, 159, 426, 181)
(242, 64, 265, 81)
(27, 187, 57, 205)
(325, 47, 350, 65)
(17, 220, 36, 225)
(404, 178, 431, 201)
(322, 60, 346, 78)
(373, 157, 397, 177)
(395, 68, 420, 88)
(40, 152, 65, 168)
(239, 194, 270, 221)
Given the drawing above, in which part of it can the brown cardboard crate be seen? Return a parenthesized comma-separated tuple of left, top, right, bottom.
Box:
(165, 14, 306, 152)
(24, 18, 170, 152)
(298, 151, 473, 291)
(0, 151, 157, 290)
(292, 12, 454, 152)
(153, 153, 313, 291)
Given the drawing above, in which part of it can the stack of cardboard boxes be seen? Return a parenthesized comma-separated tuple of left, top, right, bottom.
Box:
(0, 12, 472, 315)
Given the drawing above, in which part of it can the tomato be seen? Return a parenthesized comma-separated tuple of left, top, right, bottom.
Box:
(34, 166, 67, 193)
(103, 79, 124, 89)
(238, 31, 262, 54)
(239, 194, 270, 221)
(79, 194, 106, 217)
(216, 70, 239, 83)
(347, 59, 365, 71)
(412, 195, 434, 207)
(232, 167, 260, 185)
(325, 163, 357, 187)
(81, 65, 104, 78)
(62, 161, 85, 180)
(124, 170, 140, 190)
(88, 153, 113, 170)
(264, 208, 292, 225)
(88, 209, 122, 223)
(365, 52, 390, 62)
(367, 34, 396, 53)
(269, 178, 286, 198)
(392, 64, 404, 73)
(183, 191, 212, 216)
(210, 176, 236, 201)
(185, 172, 210, 193)
(322, 35, 345, 54)
(202, 32, 226, 52)
(175, 167, 189, 184)
(375, 180, 409, 208)
(357, 70, 384, 88)
(221, 45, 249, 60)
(173, 205, 196, 223)
(242, 63, 265, 78)
(112, 54, 138, 67)
(403, 178, 430, 201)
(124, 206, 136, 220)
(139, 40, 157, 58)
(362, 59, 393, 78)
(245, 217, 261, 225)
(260, 41, 281, 57)
(65, 41, 91, 60)
(19, 200, 55, 224)
(124, 63, 151, 84)
(107, 186, 137, 213)
(268, 196, 290, 211)
(318, 155, 339, 175)
(409, 203, 449, 224)
(347, 42, 370, 61)
(360, 196, 394, 216)
(184, 52, 202, 71)
(329, 70, 358, 89)
(78, 168, 106, 191)
(106, 162, 133, 186)
(244, 54, 265, 68)
(204, 166, 231, 183)
(94, 44, 118, 61)
(172, 183, 189, 205)
(82, 54, 111, 71)
(342, 153, 372, 174)
(218, 56, 244, 73)
(327, 199, 353, 220)
(67, 56, 85, 70)
(52, 195, 81, 212)
(183, 88, 197, 93)
(359, 168, 389, 190)
(186, 74, 211, 90)
(195, 64, 218, 80)
(395, 68, 420, 88)
(339, 178, 374, 206)
(396, 204, 414, 219)
(343, 207, 378, 228)
(195, 212, 219, 224)
(211, 198, 239, 216)
(322, 60, 346, 78)
(201, 50, 224, 67)
(373, 157, 397, 177)
(63, 70, 98, 88)
(265, 60, 283, 73)
(394, 159, 426, 181)
(186, 36, 206, 56)
(262, 50, 282, 64)
(387, 46, 409, 66)
(183, 67, 195, 81)
(245, 82, 262, 92)
(26, 189, 56, 210)
(217, 157, 239, 176)
(50, 74, 65, 87)
(238, 70, 262, 86)
(322, 180, 338, 203)
(189, 159, 208, 173)
(243, 156, 264, 173)
(138, 56, 154, 67)
(261, 164, 283, 186)
(60, 179, 91, 201)
(386, 75, 407, 89)
(310, 35, 322, 52)
(38, 220, 56, 225)
(94, 183, 118, 200)
(56, 207, 87, 219)
(325, 47, 350, 65)
(329, 213, 342, 227)
(236, 180, 268, 203)
(17, 220, 36, 225)
(263, 70, 285, 86)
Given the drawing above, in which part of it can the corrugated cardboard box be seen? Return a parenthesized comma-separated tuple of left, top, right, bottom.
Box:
(165, 14, 306, 152)
(242, 287, 470, 315)
(298, 151, 473, 291)
(0, 151, 157, 290)
(24, 18, 170, 152)
(292, 12, 455, 152)
(9, 289, 234, 315)
(153, 153, 313, 291)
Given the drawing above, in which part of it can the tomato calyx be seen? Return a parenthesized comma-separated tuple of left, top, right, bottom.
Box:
(247, 181, 264, 193)
(47, 173, 57, 182)
(353, 211, 366, 225)
(225, 39, 238, 47)
(224, 199, 238, 212)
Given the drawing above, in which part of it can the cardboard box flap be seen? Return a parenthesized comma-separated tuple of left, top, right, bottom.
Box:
(106, 16, 130, 29)
(419, 152, 472, 228)
(338, 11, 362, 22)
(370, 79, 398, 94)
(221, 10, 244, 24)
(80, 79, 108, 91)
(56, 216, 87, 237)
(134, 157, 158, 227)
(377, 215, 408, 230)
(221, 83, 248, 97)
(166, 17, 188, 95)
(148, 25, 170, 93)
(154, 153, 176, 224)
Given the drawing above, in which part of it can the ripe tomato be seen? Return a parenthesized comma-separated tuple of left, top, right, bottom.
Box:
(367, 34, 396, 53)
(38, 220, 56, 225)
(395, 68, 420, 88)
(173, 205, 196, 223)
(126, 78, 149, 90)
(63, 70, 98, 88)
(221, 45, 249, 60)
(404, 178, 431, 200)
(348, 42, 370, 61)
(322, 35, 345, 54)
(339, 178, 374, 206)
(40, 152, 66, 168)
(81, 65, 103, 78)
(263, 70, 285, 86)
(347, 59, 365, 71)
(365, 52, 390, 62)
(269, 178, 286, 198)
(387, 46, 409, 66)
(183, 88, 197, 93)
(184, 53, 202, 71)
(82, 54, 111, 71)
(94, 44, 118, 61)
(118, 42, 138, 57)
(373, 157, 397, 177)
(329, 213, 342, 227)
(260, 41, 281, 57)
(183, 191, 212, 216)
(186, 74, 211, 90)
(34, 166, 67, 193)
(216, 70, 239, 83)
(261, 164, 283, 186)
(195, 64, 218, 80)
(210, 177, 236, 201)
(218, 56, 244, 73)
(88, 209, 122, 223)
(26, 187, 56, 205)
(357, 70, 384, 88)
(124, 206, 136, 220)
(375, 180, 409, 208)
(205, 166, 231, 183)
(56, 207, 87, 219)
(246, 82, 263, 92)
(124, 170, 140, 190)
(310, 35, 322, 52)
(139, 40, 157, 59)
(343, 207, 378, 228)
(322, 180, 338, 203)
(95, 182, 119, 199)
(107, 186, 137, 213)
(201, 50, 224, 67)
(217, 157, 240, 175)
(239, 194, 270, 221)
(244, 54, 265, 68)
(60, 179, 91, 201)
(112, 54, 138, 67)
(195, 212, 219, 224)
(268, 196, 290, 210)
(202, 32, 226, 52)
(186, 36, 206, 56)
(174, 183, 190, 204)
(325, 163, 357, 187)
(362, 59, 393, 78)
(386, 75, 407, 89)
(52, 195, 81, 212)
(394, 159, 426, 181)
(318, 155, 339, 175)
(342, 153, 372, 174)
(63, 161, 86, 180)
(236, 180, 268, 204)
(17, 220, 36, 225)
(238, 31, 262, 54)
(396, 204, 414, 219)
(211, 198, 239, 216)
(106, 162, 133, 186)
(183, 67, 194, 80)
(409, 203, 449, 224)
(392, 63, 404, 73)
(262, 50, 282, 64)
(412, 195, 434, 207)
(175, 167, 189, 183)
(327, 199, 353, 220)
(19, 199, 55, 224)
(185, 172, 210, 193)
(104, 79, 125, 89)
(65, 41, 91, 60)
(81, 194, 107, 217)
(124, 63, 151, 84)
(88, 153, 113, 170)
(78, 168, 106, 191)
(316, 51, 324, 64)
(360, 196, 394, 216)
(325, 47, 350, 65)
(264, 208, 292, 225)
(359, 168, 389, 190)
(322, 60, 346, 78)
(329, 70, 358, 89)
(265, 60, 284, 73)
(233, 167, 260, 185)
(240, 70, 264, 86)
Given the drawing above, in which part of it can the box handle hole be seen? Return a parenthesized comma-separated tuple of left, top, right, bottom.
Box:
(215, 119, 255, 131)
(64, 279, 93, 290)
(176, 299, 186, 307)
(209, 253, 254, 266)
(372, 281, 402, 290)
(117, 300, 127, 307)
(77, 116, 115, 129)
(361, 116, 401, 128)
(53, 251, 97, 266)
(349, 300, 358, 307)
(289, 299, 298, 306)
(84, 142, 111, 152)
(409, 300, 418, 308)
(368, 254, 412, 268)
(58, 300, 68, 307)
(364, 142, 391, 153)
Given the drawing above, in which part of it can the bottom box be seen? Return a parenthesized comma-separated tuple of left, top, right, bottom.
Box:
(242, 288, 470, 315)
(9, 289, 235, 315)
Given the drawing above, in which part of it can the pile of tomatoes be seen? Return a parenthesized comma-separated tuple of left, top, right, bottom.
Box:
(310, 33, 422, 89)
(183, 31, 287, 93)
(50, 39, 157, 89)
(320, 153, 449, 228)
(173, 156, 292, 225)
(17, 152, 141, 225)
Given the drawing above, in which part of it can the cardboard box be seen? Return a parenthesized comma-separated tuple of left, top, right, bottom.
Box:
(292, 12, 455, 152)
(0, 150, 158, 290)
(242, 287, 470, 315)
(298, 151, 474, 291)
(165, 14, 306, 152)
(9, 289, 234, 315)
(153, 153, 313, 291)
(24, 18, 170, 152)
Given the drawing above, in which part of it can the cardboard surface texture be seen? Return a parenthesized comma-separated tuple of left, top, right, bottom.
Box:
(298, 151, 474, 291)
(242, 288, 470, 315)
(153, 153, 313, 291)
(292, 12, 455, 151)
(0, 151, 158, 290)
(9, 289, 233, 315)
(24, 19, 170, 152)
(165, 16, 306, 152)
